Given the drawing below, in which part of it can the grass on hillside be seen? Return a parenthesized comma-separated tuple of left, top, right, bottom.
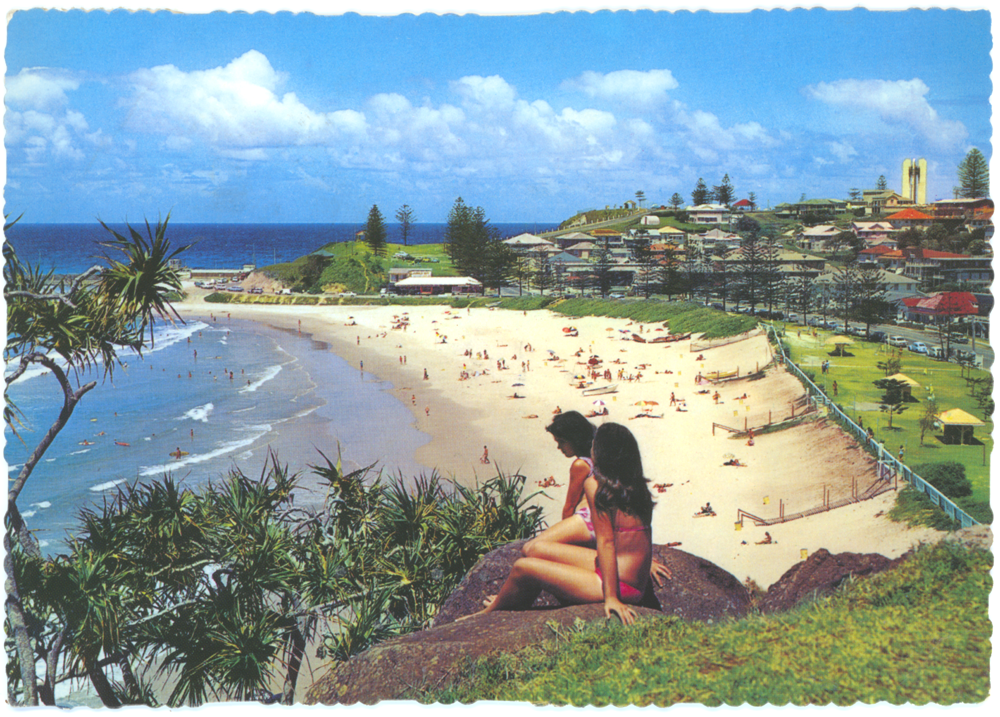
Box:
(257, 241, 458, 294)
(773, 323, 992, 520)
(554, 299, 757, 338)
(417, 541, 991, 706)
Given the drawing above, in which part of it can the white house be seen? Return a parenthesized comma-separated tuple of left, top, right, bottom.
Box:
(687, 204, 730, 225)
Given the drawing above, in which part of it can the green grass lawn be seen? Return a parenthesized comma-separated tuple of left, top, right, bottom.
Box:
(422, 541, 991, 706)
(775, 323, 992, 508)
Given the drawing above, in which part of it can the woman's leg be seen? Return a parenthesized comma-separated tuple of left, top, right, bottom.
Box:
(482, 557, 604, 614)
(521, 540, 598, 570)
(522, 515, 593, 557)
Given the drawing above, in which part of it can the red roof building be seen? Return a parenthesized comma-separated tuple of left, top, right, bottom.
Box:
(886, 208, 935, 229)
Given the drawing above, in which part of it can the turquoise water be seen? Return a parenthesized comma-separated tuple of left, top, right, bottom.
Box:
(5, 318, 431, 555)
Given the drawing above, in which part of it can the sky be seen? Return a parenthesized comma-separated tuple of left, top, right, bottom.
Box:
(2, 2, 994, 224)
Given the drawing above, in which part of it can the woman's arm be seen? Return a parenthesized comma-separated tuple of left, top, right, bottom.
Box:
(586, 480, 638, 626)
(561, 458, 590, 520)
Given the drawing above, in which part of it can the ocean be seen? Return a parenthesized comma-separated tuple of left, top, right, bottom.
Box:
(4, 222, 558, 275)
(5, 222, 557, 555)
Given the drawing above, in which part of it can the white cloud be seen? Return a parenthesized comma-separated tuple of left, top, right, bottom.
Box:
(5, 67, 80, 111)
(828, 140, 857, 163)
(4, 69, 91, 161)
(563, 69, 678, 108)
(451, 75, 518, 108)
(5, 109, 88, 161)
(123, 50, 367, 153)
(803, 78, 967, 148)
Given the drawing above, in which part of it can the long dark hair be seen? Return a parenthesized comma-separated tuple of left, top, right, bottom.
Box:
(592, 423, 654, 524)
(545, 411, 595, 458)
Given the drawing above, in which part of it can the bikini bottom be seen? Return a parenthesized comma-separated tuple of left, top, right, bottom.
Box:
(595, 567, 644, 603)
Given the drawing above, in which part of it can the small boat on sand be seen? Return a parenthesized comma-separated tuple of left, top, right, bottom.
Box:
(582, 383, 618, 396)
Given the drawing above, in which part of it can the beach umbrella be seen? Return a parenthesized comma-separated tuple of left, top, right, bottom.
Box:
(634, 400, 659, 406)
(606, 328, 614, 331)
(592, 400, 606, 406)
(573, 374, 587, 379)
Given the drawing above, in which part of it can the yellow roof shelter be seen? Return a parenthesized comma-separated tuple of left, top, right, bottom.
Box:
(936, 408, 986, 445)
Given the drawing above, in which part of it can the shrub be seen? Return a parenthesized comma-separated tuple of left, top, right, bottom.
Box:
(912, 462, 972, 499)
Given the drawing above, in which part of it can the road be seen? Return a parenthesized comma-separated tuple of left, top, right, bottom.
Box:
(869, 323, 993, 370)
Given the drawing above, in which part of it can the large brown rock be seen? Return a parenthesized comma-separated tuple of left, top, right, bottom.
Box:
(304, 602, 662, 705)
(305, 541, 751, 704)
(432, 540, 752, 626)
(758, 547, 898, 614)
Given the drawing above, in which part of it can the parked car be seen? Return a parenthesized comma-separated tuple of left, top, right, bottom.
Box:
(954, 349, 977, 363)
(888, 336, 908, 347)
(950, 334, 970, 345)
(609, 293, 625, 300)
(908, 342, 928, 354)
(928, 346, 946, 360)
(339, 291, 357, 297)
(868, 331, 887, 343)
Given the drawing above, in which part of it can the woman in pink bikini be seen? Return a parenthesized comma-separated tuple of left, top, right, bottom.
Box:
(473, 423, 656, 625)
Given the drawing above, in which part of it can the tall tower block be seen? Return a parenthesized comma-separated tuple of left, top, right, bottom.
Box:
(902, 158, 927, 204)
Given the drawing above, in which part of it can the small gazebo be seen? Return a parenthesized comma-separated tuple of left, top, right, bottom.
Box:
(826, 335, 854, 356)
(936, 408, 986, 445)
(886, 373, 921, 401)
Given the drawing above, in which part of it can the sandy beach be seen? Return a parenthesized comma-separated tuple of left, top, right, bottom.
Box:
(177, 291, 945, 588)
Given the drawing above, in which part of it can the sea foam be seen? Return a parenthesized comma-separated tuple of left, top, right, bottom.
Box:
(240, 364, 282, 394)
(138, 423, 273, 477)
(179, 402, 215, 423)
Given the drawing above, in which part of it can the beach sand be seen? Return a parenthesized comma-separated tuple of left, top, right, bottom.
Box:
(177, 291, 945, 589)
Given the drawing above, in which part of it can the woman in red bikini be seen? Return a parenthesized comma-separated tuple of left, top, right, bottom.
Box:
(474, 423, 656, 625)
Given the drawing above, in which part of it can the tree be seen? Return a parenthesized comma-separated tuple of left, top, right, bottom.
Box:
(395, 204, 416, 246)
(591, 239, 613, 298)
(785, 274, 814, 324)
(848, 188, 862, 203)
(658, 248, 687, 300)
(832, 262, 860, 332)
(853, 264, 894, 336)
(895, 226, 924, 250)
(873, 377, 909, 429)
(876, 175, 888, 191)
(4, 214, 188, 706)
(532, 251, 554, 295)
(443, 197, 501, 282)
(364, 205, 388, 256)
(956, 148, 989, 199)
(691, 178, 710, 206)
(876, 351, 902, 377)
(712, 174, 735, 206)
(635, 190, 646, 207)
(919, 399, 939, 446)
(735, 232, 766, 312)
(832, 230, 862, 258)
(631, 237, 655, 298)
(481, 239, 516, 296)
(669, 193, 685, 210)
(747, 192, 757, 211)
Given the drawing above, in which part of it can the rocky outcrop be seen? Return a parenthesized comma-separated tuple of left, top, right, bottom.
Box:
(306, 541, 751, 704)
(304, 602, 661, 705)
(758, 548, 897, 614)
(432, 541, 751, 626)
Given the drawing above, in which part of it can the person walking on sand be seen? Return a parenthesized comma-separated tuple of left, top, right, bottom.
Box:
(424, 369, 429, 380)
(470, 423, 663, 625)
(481, 445, 490, 464)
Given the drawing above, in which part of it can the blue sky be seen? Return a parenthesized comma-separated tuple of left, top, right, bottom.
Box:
(3, 5, 993, 223)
